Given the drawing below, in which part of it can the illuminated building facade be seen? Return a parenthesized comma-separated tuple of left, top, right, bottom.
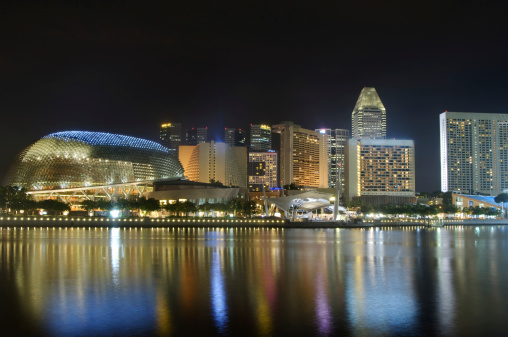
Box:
(273, 121, 327, 188)
(179, 141, 247, 187)
(248, 151, 278, 191)
(315, 128, 349, 191)
(186, 127, 208, 145)
(250, 124, 272, 151)
(345, 138, 415, 204)
(351, 87, 386, 139)
(160, 122, 183, 153)
(224, 128, 246, 146)
(4, 131, 184, 202)
(440, 112, 508, 195)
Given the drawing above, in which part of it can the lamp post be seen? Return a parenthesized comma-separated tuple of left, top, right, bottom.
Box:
(333, 163, 341, 221)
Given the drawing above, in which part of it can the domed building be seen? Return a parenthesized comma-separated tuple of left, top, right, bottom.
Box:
(4, 131, 184, 201)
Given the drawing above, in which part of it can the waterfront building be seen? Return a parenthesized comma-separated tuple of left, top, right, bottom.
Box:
(440, 112, 508, 195)
(272, 121, 327, 188)
(248, 151, 278, 191)
(224, 128, 246, 146)
(4, 131, 184, 202)
(179, 141, 247, 187)
(160, 122, 183, 153)
(250, 124, 272, 151)
(345, 138, 416, 205)
(315, 128, 349, 191)
(186, 127, 208, 145)
(451, 193, 502, 212)
(352, 87, 386, 139)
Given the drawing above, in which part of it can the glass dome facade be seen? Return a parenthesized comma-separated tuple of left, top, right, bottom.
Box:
(4, 131, 184, 190)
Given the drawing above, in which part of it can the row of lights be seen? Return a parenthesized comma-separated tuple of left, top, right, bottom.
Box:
(0, 217, 283, 224)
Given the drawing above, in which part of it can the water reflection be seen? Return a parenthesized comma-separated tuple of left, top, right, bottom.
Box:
(0, 226, 508, 336)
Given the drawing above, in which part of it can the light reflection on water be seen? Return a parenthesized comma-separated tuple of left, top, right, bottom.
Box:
(0, 226, 508, 336)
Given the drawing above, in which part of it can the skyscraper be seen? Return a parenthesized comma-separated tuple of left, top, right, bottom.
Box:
(186, 127, 208, 145)
(248, 151, 278, 191)
(224, 128, 246, 146)
(351, 87, 386, 139)
(315, 128, 349, 191)
(179, 141, 247, 188)
(345, 138, 415, 205)
(160, 123, 183, 153)
(440, 112, 508, 195)
(273, 121, 327, 188)
(250, 124, 272, 151)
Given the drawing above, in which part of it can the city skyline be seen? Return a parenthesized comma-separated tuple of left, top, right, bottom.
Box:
(1, 1, 507, 193)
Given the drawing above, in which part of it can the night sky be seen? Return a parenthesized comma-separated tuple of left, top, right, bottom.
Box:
(1, 0, 507, 192)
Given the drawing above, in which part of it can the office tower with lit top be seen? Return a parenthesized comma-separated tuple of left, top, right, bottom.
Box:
(250, 124, 272, 151)
(352, 87, 386, 139)
(273, 121, 328, 188)
(224, 128, 246, 146)
(186, 127, 208, 145)
(160, 122, 183, 154)
(440, 112, 508, 195)
(315, 128, 349, 191)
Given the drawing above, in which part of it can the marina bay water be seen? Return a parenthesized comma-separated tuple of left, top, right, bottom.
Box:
(1, 225, 507, 336)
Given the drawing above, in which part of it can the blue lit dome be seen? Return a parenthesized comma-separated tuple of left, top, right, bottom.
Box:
(4, 131, 184, 190)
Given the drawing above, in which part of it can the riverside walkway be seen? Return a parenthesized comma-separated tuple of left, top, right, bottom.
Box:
(1, 216, 508, 228)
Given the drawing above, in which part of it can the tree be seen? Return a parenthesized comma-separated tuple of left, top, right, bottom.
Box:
(138, 197, 161, 214)
(38, 199, 70, 215)
(494, 193, 508, 218)
(81, 200, 97, 214)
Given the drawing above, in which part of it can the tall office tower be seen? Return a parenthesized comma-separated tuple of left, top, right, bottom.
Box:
(250, 124, 272, 151)
(273, 121, 327, 188)
(160, 123, 183, 153)
(186, 127, 208, 145)
(315, 128, 350, 191)
(179, 141, 247, 188)
(440, 112, 508, 195)
(248, 151, 278, 191)
(351, 87, 386, 139)
(224, 128, 246, 146)
(345, 139, 415, 205)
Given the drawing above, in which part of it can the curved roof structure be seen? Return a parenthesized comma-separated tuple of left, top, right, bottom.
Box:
(4, 131, 184, 191)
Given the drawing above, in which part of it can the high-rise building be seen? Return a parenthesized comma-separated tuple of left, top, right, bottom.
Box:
(179, 141, 247, 188)
(440, 112, 508, 195)
(250, 124, 272, 151)
(315, 128, 349, 191)
(345, 139, 415, 205)
(160, 122, 183, 153)
(248, 151, 278, 192)
(351, 87, 386, 139)
(273, 121, 327, 188)
(186, 127, 208, 145)
(224, 128, 246, 146)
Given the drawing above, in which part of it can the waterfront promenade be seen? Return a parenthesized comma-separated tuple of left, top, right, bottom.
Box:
(1, 215, 508, 228)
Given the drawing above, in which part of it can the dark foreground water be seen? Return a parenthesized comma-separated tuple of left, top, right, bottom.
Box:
(1, 226, 507, 337)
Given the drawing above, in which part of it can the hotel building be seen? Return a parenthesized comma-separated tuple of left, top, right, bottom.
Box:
(179, 141, 247, 188)
(345, 139, 416, 204)
(273, 121, 327, 188)
(440, 112, 508, 195)
(351, 87, 386, 139)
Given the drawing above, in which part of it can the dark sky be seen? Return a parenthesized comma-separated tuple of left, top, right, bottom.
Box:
(1, 0, 507, 192)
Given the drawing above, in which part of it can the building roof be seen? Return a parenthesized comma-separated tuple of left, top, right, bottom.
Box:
(264, 191, 346, 212)
(353, 87, 386, 111)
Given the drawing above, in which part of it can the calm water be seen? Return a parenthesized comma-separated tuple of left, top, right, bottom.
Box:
(1, 225, 507, 336)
